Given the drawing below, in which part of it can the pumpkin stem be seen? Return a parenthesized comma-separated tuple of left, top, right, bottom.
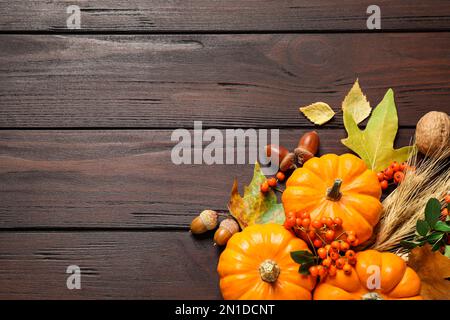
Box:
(362, 292, 384, 300)
(259, 259, 280, 283)
(326, 179, 342, 201)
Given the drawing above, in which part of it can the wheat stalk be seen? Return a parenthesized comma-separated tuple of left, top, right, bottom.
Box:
(371, 146, 450, 253)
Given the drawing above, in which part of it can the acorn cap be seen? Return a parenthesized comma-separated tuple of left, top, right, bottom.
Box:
(199, 210, 218, 230)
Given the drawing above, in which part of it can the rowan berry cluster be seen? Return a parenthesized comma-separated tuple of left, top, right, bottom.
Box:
(284, 211, 359, 278)
(260, 171, 286, 193)
(377, 161, 414, 190)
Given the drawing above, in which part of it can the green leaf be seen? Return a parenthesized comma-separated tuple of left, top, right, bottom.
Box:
(401, 240, 422, 249)
(431, 234, 444, 251)
(228, 162, 285, 229)
(416, 220, 430, 236)
(434, 221, 450, 233)
(342, 79, 371, 124)
(426, 232, 445, 244)
(445, 246, 450, 258)
(425, 198, 441, 228)
(290, 250, 315, 264)
(341, 88, 415, 172)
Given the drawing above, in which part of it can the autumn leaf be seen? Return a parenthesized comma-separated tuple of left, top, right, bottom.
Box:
(299, 102, 335, 125)
(342, 79, 371, 124)
(341, 88, 415, 172)
(408, 245, 450, 300)
(228, 162, 285, 229)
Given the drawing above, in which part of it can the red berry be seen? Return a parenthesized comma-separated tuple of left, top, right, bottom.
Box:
(318, 265, 327, 277)
(390, 161, 400, 172)
(313, 239, 323, 248)
(324, 217, 334, 228)
(328, 265, 337, 276)
(400, 162, 407, 171)
(384, 167, 394, 180)
(300, 212, 310, 219)
(336, 258, 346, 269)
(309, 266, 319, 277)
(320, 217, 328, 226)
(345, 250, 356, 259)
(394, 171, 405, 184)
(286, 212, 295, 219)
(325, 229, 336, 241)
(301, 218, 311, 228)
(343, 264, 352, 274)
(312, 220, 323, 229)
(329, 250, 339, 261)
(267, 177, 277, 188)
(346, 234, 356, 245)
(276, 171, 285, 182)
(322, 258, 332, 267)
(308, 230, 316, 240)
(376, 172, 385, 182)
(333, 217, 343, 227)
(380, 180, 388, 190)
(318, 248, 327, 259)
(285, 216, 296, 228)
(445, 194, 450, 204)
(331, 241, 340, 250)
(260, 181, 269, 193)
(295, 218, 302, 227)
(340, 242, 350, 252)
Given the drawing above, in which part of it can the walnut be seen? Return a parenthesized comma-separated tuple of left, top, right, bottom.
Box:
(415, 111, 450, 157)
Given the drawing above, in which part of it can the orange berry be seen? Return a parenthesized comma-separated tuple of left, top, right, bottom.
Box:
(393, 171, 405, 184)
(346, 234, 356, 244)
(329, 250, 340, 261)
(380, 180, 388, 190)
(276, 171, 285, 182)
(445, 194, 450, 204)
(352, 238, 360, 247)
(309, 266, 319, 277)
(384, 167, 394, 180)
(333, 217, 343, 226)
(331, 241, 340, 250)
(318, 248, 327, 259)
(312, 220, 323, 229)
(313, 239, 323, 248)
(400, 162, 407, 171)
(267, 177, 277, 188)
(442, 208, 449, 216)
(301, 218, 311, 228)
(343, 264, 352, 274)
(390, 161, 400, 172)
(348, 257, 357, 265)
(340, 242, 350, 252)
(284, 216, 296, 229)
(325, 217, 334, 228)
(325, 229, 336, 241)
(318, 265, 327, 277)
(324, 244, 331, 252)
(300, 212, 310, 220)
(322, 258, 332, 267)
(308, 230, 316, 240)
(286, 211, 295, 219)
(260, 181, 269, 193)
(345, 250, 356, 259)
(320, 217, 328, 226)
(376, 172, 385, 182)
(328, 265, 337, 276)
(336, 258, 346, 269)
(295, 218, 302, 227)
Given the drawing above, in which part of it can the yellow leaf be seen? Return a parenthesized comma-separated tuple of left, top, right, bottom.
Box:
(408, 244, 450, 300)
(299, 102, 335, 125)
(342, 79, 371, 124)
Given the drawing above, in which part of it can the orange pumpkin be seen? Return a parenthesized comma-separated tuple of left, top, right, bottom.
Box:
(314, 250, 422, 300)
(217, 224, 315, 300)
(282, 153, 382, 243)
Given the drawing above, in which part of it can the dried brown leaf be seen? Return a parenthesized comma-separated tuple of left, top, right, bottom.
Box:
(408, 245, 450, 300)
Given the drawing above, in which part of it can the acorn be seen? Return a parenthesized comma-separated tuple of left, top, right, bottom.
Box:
(190, 210, 218, 234)
(294, 131, 320, 166)
(213, 218, 240, 246)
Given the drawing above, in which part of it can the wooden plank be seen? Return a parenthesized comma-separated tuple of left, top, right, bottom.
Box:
(0, 128, 415, 229)
(1, 34, 449, 128)
(0, 231, 221, 299)
(0, 1, 450, 31)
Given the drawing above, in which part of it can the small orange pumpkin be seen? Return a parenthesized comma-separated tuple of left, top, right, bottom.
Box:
(314, 250, 422, 300)
(282, 153, 382, 243)
(217, 224, 315, 300)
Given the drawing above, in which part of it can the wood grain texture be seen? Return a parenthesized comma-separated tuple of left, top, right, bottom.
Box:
(0, 1, 450, 31)
(0, 129, 415, 229)
(0, 231, 221, 299)
(1, 34, 449, 128)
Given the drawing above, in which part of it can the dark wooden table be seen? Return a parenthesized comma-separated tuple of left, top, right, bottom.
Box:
(0, 1, 450, 299)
